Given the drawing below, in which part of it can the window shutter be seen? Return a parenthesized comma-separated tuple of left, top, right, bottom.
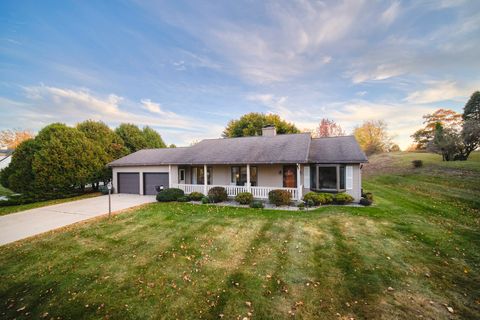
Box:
(346, 165, 353, 190)
(304, 166, 310, 188)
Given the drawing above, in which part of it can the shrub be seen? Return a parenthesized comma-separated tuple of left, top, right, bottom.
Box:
(235, 192, 253, 205)
(303, 192, 334, 205)
(362, 192, 374, 202)
(207, 187, 228, 203)
(201, 196, 210, 204)
(177, 196, 189, 202)
(334, 193, 354, 204)
(360, 197, 372, 206)
(303, 192, 320, 205)
(306, 199, 315, 207)
(249, 200, 264, 209)
(98, 185, 114, 195)
(188, 192, 204, 201)
(156, 188, 185, 202)
(268, 189, 292, 206)
(412, 160, 423, 168)
(297, 202, 305, 210)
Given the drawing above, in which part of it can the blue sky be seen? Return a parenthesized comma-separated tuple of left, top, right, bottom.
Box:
(1, 0, 479, 148)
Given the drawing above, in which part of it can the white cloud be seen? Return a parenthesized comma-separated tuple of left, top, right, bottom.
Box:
(405, 80, 477, 104)
(246, 93, 439, 149)
(8, 85, 225, 146)
(381, 1, 401, 25)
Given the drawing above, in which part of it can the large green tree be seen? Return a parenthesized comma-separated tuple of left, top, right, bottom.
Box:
(143, 126, 166, 148)
(0, 139, 39, 192)
(463, 91, 480, 121)
(77, 120, 128, 185)
(115, 123, 147, 153)
(222, 113, 299, 138)
(32, 124, 103, 193)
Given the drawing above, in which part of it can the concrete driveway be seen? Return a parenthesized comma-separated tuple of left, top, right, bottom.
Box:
(0, 194, 156, 246)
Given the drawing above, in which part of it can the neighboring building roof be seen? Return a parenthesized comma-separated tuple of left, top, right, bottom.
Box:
(308, 136, 368, 163)
(108, 133, 367, 167)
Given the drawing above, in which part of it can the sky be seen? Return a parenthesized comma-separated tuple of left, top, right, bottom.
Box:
(1, 0, 479, 149)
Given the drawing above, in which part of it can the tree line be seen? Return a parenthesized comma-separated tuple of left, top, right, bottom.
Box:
(2, 91, 478, 197)
(223, 113, 398, 156)
(0, 121, 169, 197)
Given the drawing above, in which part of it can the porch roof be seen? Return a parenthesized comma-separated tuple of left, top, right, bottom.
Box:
(108, 133, 367, 167)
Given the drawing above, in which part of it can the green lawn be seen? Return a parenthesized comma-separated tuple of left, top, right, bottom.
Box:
(0, 192, 102, 216)
(1, 152, 479, 319)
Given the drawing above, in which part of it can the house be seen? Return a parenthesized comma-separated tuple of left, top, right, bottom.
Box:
(0, 149, 13, 172)
(108, 126, 368, 201)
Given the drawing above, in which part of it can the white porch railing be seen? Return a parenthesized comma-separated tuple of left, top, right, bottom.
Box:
(172, 184, 299, 200)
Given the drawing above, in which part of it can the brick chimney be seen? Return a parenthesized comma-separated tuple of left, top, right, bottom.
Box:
(262, 125, 276, 137)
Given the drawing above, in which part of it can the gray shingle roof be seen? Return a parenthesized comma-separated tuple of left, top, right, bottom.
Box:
(108, 134, 367, 167)
(308, 136, 368, 163)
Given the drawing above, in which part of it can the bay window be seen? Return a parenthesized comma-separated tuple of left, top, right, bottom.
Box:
(310, 164, 346, 192)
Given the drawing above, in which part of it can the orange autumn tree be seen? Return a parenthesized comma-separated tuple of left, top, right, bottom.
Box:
(0, 129, 34, 149)
(411, 109, 462, 150)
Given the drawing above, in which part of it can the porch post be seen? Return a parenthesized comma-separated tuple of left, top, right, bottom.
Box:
(246, 164, 251, 192)
(296, 163, 302, 200)
(203, 164, 207, 195)
(168, 165, 172, 188)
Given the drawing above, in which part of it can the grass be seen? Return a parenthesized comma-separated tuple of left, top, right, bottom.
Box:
(0, 192, 102, 216)
(0, 152, 479, 319)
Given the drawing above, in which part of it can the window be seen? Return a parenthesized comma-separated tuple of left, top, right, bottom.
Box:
(179, 169, 185, 181)
(193, 167, 211, 185)
(231, 166, 257, 186)
(318, 166, 337, 189)
(311, 165, 346, 191)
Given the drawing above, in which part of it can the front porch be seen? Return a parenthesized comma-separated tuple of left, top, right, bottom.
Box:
(171, 183, 300, 200)
(170, 163, 304, 200)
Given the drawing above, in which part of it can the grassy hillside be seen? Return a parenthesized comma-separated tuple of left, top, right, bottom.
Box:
(0, 152, 479, 319)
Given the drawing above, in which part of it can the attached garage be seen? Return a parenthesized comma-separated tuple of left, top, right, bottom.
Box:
(143, 173, 169, 195)
(117, 173, 140, 194)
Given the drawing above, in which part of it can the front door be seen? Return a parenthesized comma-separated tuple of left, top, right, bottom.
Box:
(179, 169, 186, 184)
(283, 165, 297, 188)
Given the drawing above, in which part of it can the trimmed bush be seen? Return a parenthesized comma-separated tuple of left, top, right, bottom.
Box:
(235, 192, 253, 205)
(249, 200, 264, 209)
(201, 196, 210, 204)
(156, 188, 185, 202)
(268, 189, 292, 206)
(207, 186, 228, 203)
(297, 202, 305, 210)
(177, 196, 189, 202)
(303, 192, 334, 205)
(362, 192, 374, 202)
(306, 199, 315, 207)
(303, 192, 319, 205)
(412, 160, 423, 168)
(334, 193, 354, 204)
(360, 197, 372, 206)
(188, 192, 204, 201)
